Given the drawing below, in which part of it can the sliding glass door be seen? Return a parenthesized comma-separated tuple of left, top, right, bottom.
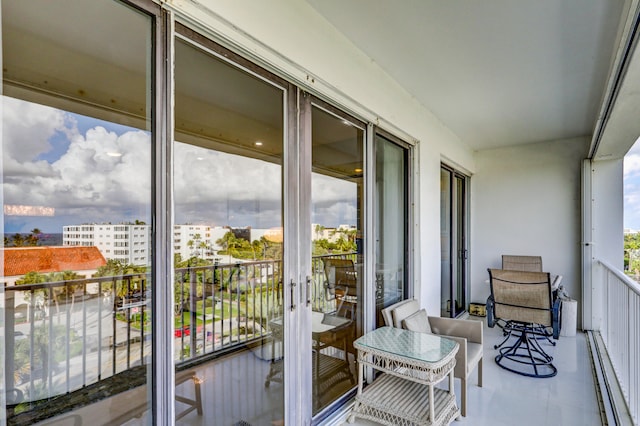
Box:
(440, 166, 469, 317)
(374, 133, 410, 326)
(2, 0, 156, 423)
(1, 6, 415, 422)
(307, 99, 365, 414)
(173, 27, 289, 425)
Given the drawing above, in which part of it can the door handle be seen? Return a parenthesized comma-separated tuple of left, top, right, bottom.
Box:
(306, 276, 311, 307)
(460, 249, 468, 260)
(290, 279, 296, 311)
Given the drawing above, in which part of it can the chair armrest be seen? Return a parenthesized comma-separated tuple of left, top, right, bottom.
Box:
(486, 295, 495, 328)
(428, 316, 483, 344)
(439, 334, 467, 379)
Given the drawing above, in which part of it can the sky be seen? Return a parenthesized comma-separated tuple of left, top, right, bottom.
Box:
(2, 97, 357, 233)
(624, 137, 640, 230)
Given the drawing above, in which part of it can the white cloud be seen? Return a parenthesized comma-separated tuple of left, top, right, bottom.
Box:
(173, 142, 358, 227)
(624, 136, 640, 178)
(3, 98, 359, 232)
(2, 97, 69, 162)
(3, 98, 151, 231)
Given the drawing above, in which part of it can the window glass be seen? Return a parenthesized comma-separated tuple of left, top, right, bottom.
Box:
(174, 35, 285, 424)
(2, 0, 153, 422)
(310, 104, 364, 413)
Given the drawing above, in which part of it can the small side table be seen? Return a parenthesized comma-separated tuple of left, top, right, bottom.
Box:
(349, 327, 459, 426)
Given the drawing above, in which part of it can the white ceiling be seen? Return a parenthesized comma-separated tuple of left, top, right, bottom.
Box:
(307, 0, 627, 152)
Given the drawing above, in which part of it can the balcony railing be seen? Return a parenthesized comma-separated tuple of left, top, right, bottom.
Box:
(597, 259, 640, 424)
(3, 253, 355, 420)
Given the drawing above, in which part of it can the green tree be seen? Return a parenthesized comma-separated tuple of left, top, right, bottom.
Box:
(12, 233, 25, 247)
(26, 228, 42, 246)
(15, 271, 49, 319)
(48, 270, 83, 316)
(93, 259, 148, 301)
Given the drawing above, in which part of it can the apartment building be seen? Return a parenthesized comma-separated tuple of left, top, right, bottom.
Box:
(63, 224, 150, 265)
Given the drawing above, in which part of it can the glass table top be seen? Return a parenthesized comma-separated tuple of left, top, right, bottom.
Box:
(354, 326, 458, 363)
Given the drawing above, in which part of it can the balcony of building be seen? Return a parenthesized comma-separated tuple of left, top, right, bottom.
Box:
(3, 253, 638, 425)
(3, 0, 640, 425)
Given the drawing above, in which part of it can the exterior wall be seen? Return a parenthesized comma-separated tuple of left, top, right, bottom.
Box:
(470, 137, 588, 328)
(170, 0, 476, 316)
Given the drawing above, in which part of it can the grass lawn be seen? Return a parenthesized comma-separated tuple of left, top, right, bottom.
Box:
(127, 299, 246, 331)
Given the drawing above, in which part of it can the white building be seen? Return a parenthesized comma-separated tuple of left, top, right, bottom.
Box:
(173, 224, 226, 261)
(311, 223, 356, 243)
(173, 225, 275, 261)
(63, 223, 150, 266)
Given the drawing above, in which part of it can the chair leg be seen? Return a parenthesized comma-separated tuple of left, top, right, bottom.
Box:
(478, 358, 483, 387)
(194, 377, 203, 416)
(460, 377, 467, 417)
(494, 324, 557, 378)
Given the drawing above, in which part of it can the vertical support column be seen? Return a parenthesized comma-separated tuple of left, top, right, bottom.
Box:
(4, 292, 16, 398)
(151, 7, 175, 425)
(582, 159, 594, 330)
(586, 158, 624, 332)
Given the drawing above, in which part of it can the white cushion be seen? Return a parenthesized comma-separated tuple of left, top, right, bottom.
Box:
(381, 299, 413, 326)
(401, 309, 432, 334)
(391, 299, 420, 328)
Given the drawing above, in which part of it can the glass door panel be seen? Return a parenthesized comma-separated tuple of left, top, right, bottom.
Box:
(374, 134, 409, 327)
(174, 35, 285, 424)
(440, 166, 468, 318)
(440, 169, 453, 317)
(2, 0, 154, 423)
(454, 175, 467, 316)
(310, 104, 363, 414)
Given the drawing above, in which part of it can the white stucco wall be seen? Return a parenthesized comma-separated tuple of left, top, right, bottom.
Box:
(587, 158, 624, 330)
(471, 137, 588, 328)
(167, 0, 477, 316)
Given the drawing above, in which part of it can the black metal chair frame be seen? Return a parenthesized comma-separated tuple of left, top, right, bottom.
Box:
(486, 269, 561, 378)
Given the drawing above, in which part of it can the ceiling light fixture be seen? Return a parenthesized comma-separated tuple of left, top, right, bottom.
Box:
(255, 141, 263, 146)
(107, 152, 122, 157)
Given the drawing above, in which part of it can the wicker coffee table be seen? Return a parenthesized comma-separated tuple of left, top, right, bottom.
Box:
(349, 326, 459, 426)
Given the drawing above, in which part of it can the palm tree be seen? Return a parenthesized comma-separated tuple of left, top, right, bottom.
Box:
(12, 233, 25, 247)
(198, 240, 208, 259)
(16, 271, 49, 319)
(27, 228, 42, 246)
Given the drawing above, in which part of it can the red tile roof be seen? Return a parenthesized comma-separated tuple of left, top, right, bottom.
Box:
(2, 246, 107, 277)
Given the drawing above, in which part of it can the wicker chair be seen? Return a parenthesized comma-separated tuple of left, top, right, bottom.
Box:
(486, 269, 561, 378)
(501, 255, 543, 272)
(381, 299, 483, 417)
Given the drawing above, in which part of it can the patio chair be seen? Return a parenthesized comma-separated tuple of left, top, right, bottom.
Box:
(323, 258, 358, 319)
(381, 299, 483, 417)
(502, 255, 543, 272)
(499, 255, 555, 343)
(486, 269, 561, 378)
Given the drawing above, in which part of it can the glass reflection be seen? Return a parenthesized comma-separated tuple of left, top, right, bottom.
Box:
(310, 105, 363, 414)
(2, 0, 152, 422)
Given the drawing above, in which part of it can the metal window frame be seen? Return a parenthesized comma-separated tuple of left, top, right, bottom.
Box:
(373, 128, 416, 306)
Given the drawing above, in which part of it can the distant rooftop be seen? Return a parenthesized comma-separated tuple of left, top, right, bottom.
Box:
(2, 246, 107, 277)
